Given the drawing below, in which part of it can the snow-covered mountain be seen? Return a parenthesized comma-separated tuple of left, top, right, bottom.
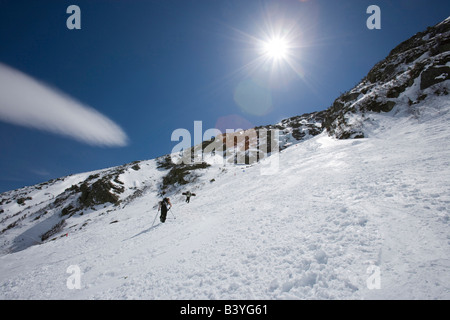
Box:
(0, 18, 449, 300)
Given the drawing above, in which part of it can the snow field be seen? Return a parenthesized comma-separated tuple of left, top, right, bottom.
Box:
(0, 99, 449, 299)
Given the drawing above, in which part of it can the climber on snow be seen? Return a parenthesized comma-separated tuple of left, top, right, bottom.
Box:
(182, 190, 196, 203)
(158, 197, 172, 223)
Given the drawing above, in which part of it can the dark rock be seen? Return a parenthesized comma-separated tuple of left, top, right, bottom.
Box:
(420, 66, 450, 90)
(79, 178, 122, 208)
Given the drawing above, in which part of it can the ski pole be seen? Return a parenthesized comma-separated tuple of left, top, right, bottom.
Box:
(169, 207, 176, 219)
(151, 210, 159, 228)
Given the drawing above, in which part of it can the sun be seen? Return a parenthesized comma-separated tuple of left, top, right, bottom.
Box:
(262, 37, 289, 60)
(221, 13, 307, 89)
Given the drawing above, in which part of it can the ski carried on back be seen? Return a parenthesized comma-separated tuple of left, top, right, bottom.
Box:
(182, 191, 196, 203)
(151, 197, 173, 227)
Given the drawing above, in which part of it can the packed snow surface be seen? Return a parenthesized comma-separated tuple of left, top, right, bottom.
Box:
(0, 99, 449, 299)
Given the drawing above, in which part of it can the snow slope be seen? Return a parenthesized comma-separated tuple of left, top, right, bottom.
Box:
(1, 96, 449, 299)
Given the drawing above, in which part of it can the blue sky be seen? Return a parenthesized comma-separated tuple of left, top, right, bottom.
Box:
(0, 0, 449, 193)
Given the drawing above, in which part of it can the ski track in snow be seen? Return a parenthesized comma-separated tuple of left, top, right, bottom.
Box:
(0, 101, 450, 299)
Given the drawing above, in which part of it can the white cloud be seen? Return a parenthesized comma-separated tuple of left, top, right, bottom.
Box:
(0, 63, 128, 147)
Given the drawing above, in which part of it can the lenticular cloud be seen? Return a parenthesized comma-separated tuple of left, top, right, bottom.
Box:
(0, 63, 128, 147)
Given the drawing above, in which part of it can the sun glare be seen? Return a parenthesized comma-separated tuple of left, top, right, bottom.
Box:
(262, 37, 289, 60)
(221, 12, 307, 97)
(223, 13, 308, 116)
